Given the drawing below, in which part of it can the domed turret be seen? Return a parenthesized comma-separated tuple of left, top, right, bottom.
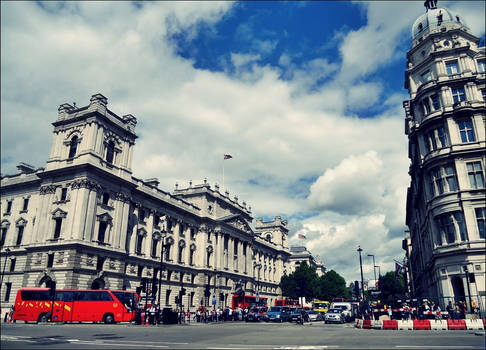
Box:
(411, 0, 469, 45)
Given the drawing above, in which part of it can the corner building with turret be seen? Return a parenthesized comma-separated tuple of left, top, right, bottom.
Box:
(0, 93, 293, 311)
(404, 0, 485, 310)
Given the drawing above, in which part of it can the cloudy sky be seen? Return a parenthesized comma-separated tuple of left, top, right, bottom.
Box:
(1, 1, 484, 285)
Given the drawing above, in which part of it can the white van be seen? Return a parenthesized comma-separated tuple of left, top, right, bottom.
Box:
(330, 302, 354, 322)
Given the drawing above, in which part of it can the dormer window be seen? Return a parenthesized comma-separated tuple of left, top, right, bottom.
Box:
(106, 141, 115, 164)
(68, 136, 78, 158)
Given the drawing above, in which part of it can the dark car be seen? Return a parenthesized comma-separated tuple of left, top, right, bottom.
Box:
(290, 308, 309, 323)
(245, 307, 267, 322)
(264, 306, 291, 322)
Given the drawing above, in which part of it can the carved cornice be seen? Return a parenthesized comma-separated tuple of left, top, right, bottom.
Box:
(40, 185, 58, 195)
(114, 192, 130, 203)
(71, 178, 102, 192)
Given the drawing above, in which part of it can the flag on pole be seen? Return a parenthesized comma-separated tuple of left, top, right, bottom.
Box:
(224, 154, 232, 159)
(395, 262, 403, 276)
(298, 233, 306, 239)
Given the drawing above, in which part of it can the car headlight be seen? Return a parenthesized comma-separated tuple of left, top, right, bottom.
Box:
(276, 314, 280, 318)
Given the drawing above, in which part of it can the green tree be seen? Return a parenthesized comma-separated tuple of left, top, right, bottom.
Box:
(315, 270, 350, 301)
(378, 271, 406, 303)
(279, 261, 319, 302)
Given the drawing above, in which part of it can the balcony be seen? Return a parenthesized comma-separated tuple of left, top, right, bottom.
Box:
(452, 100, 472, 111)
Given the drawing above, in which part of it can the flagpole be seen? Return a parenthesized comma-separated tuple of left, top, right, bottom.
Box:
(222, 158, 225, 190)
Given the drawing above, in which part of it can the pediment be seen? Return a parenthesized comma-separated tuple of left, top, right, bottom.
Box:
(218, 214, 253, 235)
(52, 208, 68, 219)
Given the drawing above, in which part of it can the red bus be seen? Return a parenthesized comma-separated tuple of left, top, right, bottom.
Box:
(275, 298, 300, 307)
(232, 294, 267, 310)
(12, 288, 140, 324)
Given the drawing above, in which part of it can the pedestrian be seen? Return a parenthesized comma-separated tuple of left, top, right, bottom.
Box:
(459, 301, 467, 319)
(446, 301, 454, 320)
(387, 305, 393, 320)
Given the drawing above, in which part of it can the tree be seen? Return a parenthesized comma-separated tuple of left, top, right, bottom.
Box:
(280, 261, 319, 302)
(378, 271, 406, 303)
(315, 270, 350, 301)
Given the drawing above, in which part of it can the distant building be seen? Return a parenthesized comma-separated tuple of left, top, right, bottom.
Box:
(288, 246, 326, 276)
(0, 94, 292, 311)
(403, 0, 485, 310)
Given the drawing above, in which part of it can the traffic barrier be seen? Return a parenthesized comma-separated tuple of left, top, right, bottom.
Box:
(483, 319, 486, 330)
(397, 320, 414, 330)
(465, 319, 483, 330)
(447, 319, 466, 330)
(372, 320, 383, 329)
(362, 320, 372, 329)
(382, 320, 398, 330)
(413, 320, 431, 330)
(430, 320, 448, 330)
(355, 319, 362, 328)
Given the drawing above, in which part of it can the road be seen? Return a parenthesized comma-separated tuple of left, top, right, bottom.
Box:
(1, 321, 485, 349)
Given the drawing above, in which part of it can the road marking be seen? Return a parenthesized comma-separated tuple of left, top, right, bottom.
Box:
(274, 347, 339, 349)
(396, 347, 477, 349)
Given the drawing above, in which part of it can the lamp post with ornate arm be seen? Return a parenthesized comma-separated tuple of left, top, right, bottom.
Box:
(357, 246, 365, 301)
(1, 247, 11, 288)
(158, 233, 167, 308)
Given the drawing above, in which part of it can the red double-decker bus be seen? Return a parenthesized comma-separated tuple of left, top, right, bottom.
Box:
(232, 294, 267, 310)
(274, 298, 300, 307)
(12, 288, 140, 324)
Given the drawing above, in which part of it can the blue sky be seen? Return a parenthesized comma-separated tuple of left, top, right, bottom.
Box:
(1, 0, 484, 284)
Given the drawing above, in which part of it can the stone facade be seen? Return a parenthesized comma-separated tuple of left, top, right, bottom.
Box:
(403, 0, 485, 311)
(288, 246, 326, 277)
(0, 94, 292, 311)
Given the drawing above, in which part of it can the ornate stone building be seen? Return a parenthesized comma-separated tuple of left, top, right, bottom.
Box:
(0, 94, 292, 311)
(404, 0, 485, 310)
(288, 246, 326, 277)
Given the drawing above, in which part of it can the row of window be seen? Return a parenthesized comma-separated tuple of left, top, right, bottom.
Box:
(420, 58, 485, 84)
(67, 136, 116, 165)
(423, 118, 478, 156)
(3, 198, 29, 215)
(435, 208, 485, 246)
(428, 161, 485, 196)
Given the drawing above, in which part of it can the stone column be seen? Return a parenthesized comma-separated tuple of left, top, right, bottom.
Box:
(238, 240, 244, 272)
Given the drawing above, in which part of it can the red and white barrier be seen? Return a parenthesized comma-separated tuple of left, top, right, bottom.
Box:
(372, 320, 383, 329)
(397, 320, 414, 330)
(430, 320, 448, 330)
(465, 319, 484, 330)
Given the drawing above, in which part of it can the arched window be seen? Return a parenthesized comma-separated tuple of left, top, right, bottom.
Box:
(151, 238, 159, 257)
(68, 136, 78, 158)
(106, 141, 115, 164)
(136, 234, 144, 255)
(178, 241, 185, 263)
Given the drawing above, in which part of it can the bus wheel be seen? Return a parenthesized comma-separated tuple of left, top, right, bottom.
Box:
(103, 313, 115, 324)
(38, 313, 49, 323)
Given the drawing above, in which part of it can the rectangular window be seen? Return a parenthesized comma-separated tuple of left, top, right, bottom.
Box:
(60, 188, 68, 201)
(475, 208, 486, 239)
(478, 59, 486, 73)
(446, 60, 459, 75)
(16, 226, 24, 245)
(10, 258, 16, 272)
(165, 290, 171, 306)
(22, 198, 29, 211)
(452, 87, 466, 103)
(454, 212, 467, 241)
(153, 215, 159, 227)
(431, 94, 441, 110)
(6, 200, 12, 214)
(138, 209, 145, 222)
(47, 254, 54, 268)
(54, 218, 62, 239)
(439, 214, 456, 244)
(421, 70, 432, 83)
(96, 257, 105, 271)
(4, 282, 12, 302)
(423, 99, 431, 114)
(190, 228, 196, 240)
(151, 239, 158, 257)
(430, 165, 457, 195)
(458, 119, 476, 143)
(481, 89, 486, 102)
(467, 162, 485, 189)
(0, 227, 7, 247)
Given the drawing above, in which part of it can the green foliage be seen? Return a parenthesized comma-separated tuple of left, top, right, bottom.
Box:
(378, 271, 406, 303)
(279, 263, 350, 302)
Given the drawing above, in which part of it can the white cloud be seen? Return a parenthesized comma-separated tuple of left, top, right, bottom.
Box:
(1, 1, 421, 283)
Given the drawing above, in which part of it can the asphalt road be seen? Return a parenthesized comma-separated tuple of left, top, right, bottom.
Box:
(1, 321, 484, 349)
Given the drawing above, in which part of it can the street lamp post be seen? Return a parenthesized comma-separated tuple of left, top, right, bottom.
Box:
(367, 254, 377, 288)
(463, 265, 473, 314)
(357, 246, 365, 301)
(158, 234, 167, 308)
(375, 265, 381, 278)
(1, 248, 11, 288)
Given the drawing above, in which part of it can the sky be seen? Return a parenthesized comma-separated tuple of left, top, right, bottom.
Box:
(1, 0, 485, 285)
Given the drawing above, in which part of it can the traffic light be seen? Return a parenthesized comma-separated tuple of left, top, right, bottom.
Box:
(175, 296, 180, 305)
(141, 278, 147, 292)
(354, 280, 359, 296)
(180, 288, 186, 296)
(204, 285, 211, 297)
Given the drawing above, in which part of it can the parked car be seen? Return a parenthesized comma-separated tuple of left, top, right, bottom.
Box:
(290, 308, 309, 323)
(245, 307, 267, 322)
(307, 310, 323, 322)
(330, 302, 353, 322)
(324, 308, 345, 324)
(264, 306, 291, 322)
